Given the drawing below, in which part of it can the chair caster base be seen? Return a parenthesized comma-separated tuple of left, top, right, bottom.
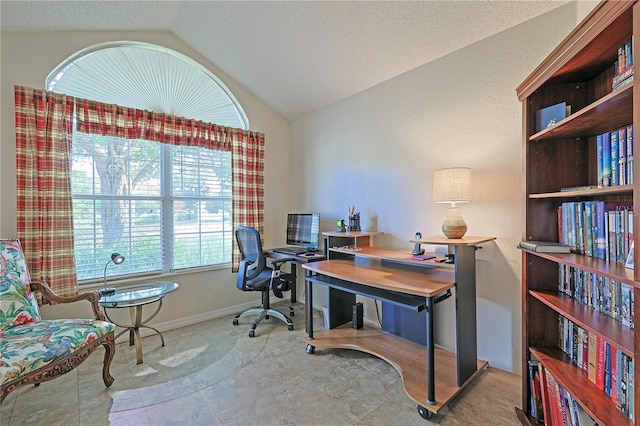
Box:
(249, 330, 255, 338)
(288, 324, 293, 331)
(233, 318, 239, 326)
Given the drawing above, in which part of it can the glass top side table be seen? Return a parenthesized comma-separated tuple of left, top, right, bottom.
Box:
(99, 281, 178, 364)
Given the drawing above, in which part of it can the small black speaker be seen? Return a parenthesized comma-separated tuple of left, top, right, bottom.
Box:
(352, 302, 363, 329)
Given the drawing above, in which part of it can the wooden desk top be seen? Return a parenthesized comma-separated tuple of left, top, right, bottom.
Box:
(302, 259, 455, 297)
(322, 230, 384, 237)
(328, 246, 454, 269)
(410, 235, 496, 246)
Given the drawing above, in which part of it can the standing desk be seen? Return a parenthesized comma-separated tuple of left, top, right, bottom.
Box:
(302, 235, 494, 418)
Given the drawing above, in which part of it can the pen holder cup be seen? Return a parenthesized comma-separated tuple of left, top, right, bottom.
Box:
(348, 215, 361, 232)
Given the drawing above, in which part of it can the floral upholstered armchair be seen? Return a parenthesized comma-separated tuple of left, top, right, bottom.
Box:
(0, 239, 116, 403)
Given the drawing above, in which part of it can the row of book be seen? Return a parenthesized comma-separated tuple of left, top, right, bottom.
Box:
(539, 362, 597, 426)
(558, 316, 634, 421)
(613, 37, 633, 91)
(558, 200, 633, 263)
(558, 265, 634, 328)
(598, 125, 634, 188)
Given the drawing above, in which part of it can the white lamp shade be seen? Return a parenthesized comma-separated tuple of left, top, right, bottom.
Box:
(432, 167, 471, 203)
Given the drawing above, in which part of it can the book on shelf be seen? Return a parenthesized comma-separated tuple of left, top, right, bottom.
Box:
(627, 354, 632, 417)
(587, 331, 597, 383)
(597, 133, 604, 187)
(560, 185, 597, 192)
(627, 125, 634, 185)
(619, 127, 627, 185)
(564, 390, 577, 426)
(596, 336, 605, 391)
(613, 37, 634, 90)
(519, 240, 571, 253)
(611, 130, 619, 186)
(528, 360, 544, 423)
(535, 102, 570, 133)
(584, 202, 593, 257)
(602, 132, 612, 187)
(613, 347, 620, 405)
(624, 241, 634, 270)
(605, 342, 612, 397)
(613, 68, 633, 91)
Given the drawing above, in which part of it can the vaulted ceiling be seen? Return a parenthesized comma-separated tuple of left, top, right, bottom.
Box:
(1, 1, 573, 121)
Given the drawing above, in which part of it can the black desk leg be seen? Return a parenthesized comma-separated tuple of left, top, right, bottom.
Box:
(455, 244, 478, 386)
(305, 269, 313, 339)
(290, 263, 297, 303)
(426, 295, 435, 405)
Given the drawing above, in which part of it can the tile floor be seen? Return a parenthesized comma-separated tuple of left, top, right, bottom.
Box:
(1, 303, 522, 425)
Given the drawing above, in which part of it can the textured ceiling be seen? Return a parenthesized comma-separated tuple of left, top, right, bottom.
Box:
(1, 1, 573, 121)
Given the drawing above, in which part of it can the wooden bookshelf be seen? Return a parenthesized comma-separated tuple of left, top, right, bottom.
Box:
(515, 1, 639, 425)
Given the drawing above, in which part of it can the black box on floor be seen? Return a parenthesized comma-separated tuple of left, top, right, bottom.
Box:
(352, 302, 363, 329)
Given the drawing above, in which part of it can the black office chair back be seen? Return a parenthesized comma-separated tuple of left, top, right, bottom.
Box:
(235, 226, 267, 285)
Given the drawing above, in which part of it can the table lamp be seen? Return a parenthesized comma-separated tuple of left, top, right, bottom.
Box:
(101, 252, 125, 296)
(432, 167, 471, 239)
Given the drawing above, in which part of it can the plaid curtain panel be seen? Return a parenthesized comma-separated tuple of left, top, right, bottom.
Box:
(14, 86, 78, 298)
(231, 130, 265, 271)
(75, 98, 265, 272)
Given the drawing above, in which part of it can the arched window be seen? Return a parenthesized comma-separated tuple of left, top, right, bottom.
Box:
(45, 42, 252, 282)
(47, 41, 248, 129)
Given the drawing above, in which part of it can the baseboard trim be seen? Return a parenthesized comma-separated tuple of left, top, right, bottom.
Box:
(113, 300, 260, 344)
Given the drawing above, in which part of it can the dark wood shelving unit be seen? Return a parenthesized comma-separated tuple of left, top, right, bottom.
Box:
(516, 1, 639, 425)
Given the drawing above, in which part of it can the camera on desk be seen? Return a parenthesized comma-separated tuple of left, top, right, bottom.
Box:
(412, 232, 425, 256)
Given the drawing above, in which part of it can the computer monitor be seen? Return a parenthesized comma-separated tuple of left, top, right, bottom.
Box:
(286, 213, 320, 250)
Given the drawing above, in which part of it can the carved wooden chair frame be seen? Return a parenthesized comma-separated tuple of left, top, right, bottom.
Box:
(1, 282, 115, 403)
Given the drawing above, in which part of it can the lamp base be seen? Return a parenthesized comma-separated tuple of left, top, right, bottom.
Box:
(442, 205, 467, 239)
(100, 288, 116, 296)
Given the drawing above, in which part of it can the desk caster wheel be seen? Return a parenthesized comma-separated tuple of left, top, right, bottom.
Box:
(233, 319, 238, 326)
(306, 344, 315, 354)
(417, 405, 432, 419)
(249, 330, 255, 338)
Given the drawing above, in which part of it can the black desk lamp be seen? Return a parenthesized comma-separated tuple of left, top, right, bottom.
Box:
(101, 252, 125, 296)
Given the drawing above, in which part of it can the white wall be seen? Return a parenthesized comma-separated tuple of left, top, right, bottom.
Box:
(290, 4, 580, 374)
(0, 31, 292, 327)
(576, 0, 600, 22)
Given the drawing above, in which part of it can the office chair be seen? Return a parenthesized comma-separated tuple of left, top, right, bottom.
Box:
(233, 226, 296, 337)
